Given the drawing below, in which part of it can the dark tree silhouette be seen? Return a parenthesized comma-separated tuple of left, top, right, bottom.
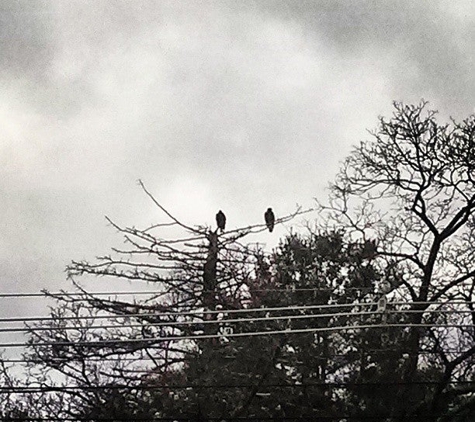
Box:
(320, 101, 475, 419)
(4, 181, 309, 421)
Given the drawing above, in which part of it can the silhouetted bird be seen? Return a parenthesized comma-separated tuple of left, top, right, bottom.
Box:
(264, 208, 275, 232)
(216, 210, 226, 232)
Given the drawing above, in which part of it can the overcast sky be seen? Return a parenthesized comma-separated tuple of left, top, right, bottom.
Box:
(1, 1, 475, 320)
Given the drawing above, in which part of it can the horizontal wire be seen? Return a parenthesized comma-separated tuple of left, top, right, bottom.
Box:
(0, 417, 427, 421)
(3, 322, 474, 349)
(0, 380, 474, 393)
(1, 300, 474, 325)
(0, 419, 356, 421)
(0, 288, 364, 298)
(0, 311, 367, 333)
(1, 280, 475, 298)
(0, 308, 473, 334)
(3, 343, 472, 365)
(0, 347, 471, 365)
(0, 305, 365, 325)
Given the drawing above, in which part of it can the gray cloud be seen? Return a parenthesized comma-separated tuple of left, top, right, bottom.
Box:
(0, 0, 54, 78)
(1, 1, 475, 321)
(247, 0, 475, 117)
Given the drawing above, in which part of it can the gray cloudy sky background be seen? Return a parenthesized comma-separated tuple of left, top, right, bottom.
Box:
(1, 1, 475, 318)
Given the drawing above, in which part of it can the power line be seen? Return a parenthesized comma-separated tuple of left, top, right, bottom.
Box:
(0, 288, 364, 298)
(0, 307, 472, 335)
(0, 291, 170, 299)
(3, 322, 474, 349)
(0, 302, 365, 323)
(0, 417, 431, 421)
(1, 300, 474, 325)
(1, 346, 471, 364)
(2, 281, 475, 298)
(0, 380, 474, 393)
(0, 285, 373, 299)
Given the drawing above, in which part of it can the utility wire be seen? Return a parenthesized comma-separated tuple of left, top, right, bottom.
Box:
(0, 308, 472, 334)
(1, 346, 471, 364)
(0, 380, 473, 392)
(0, 288, 368, 298)
(0, 347, 471, 366)
(1, 300, 474, 324)
(1, 281, 474, 298)
(0, 417, 433, 421)
(3, 322, 474, 349)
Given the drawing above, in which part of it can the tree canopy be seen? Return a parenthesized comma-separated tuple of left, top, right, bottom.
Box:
(1, 102, 475, 421)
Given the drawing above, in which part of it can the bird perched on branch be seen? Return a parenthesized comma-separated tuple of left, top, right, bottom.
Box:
(264, 208, 275, 232)
(216, 210, 226, 232)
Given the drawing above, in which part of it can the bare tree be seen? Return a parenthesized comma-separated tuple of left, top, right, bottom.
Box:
(321, 101, 475, 419)
(17, 181, 309, 420)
